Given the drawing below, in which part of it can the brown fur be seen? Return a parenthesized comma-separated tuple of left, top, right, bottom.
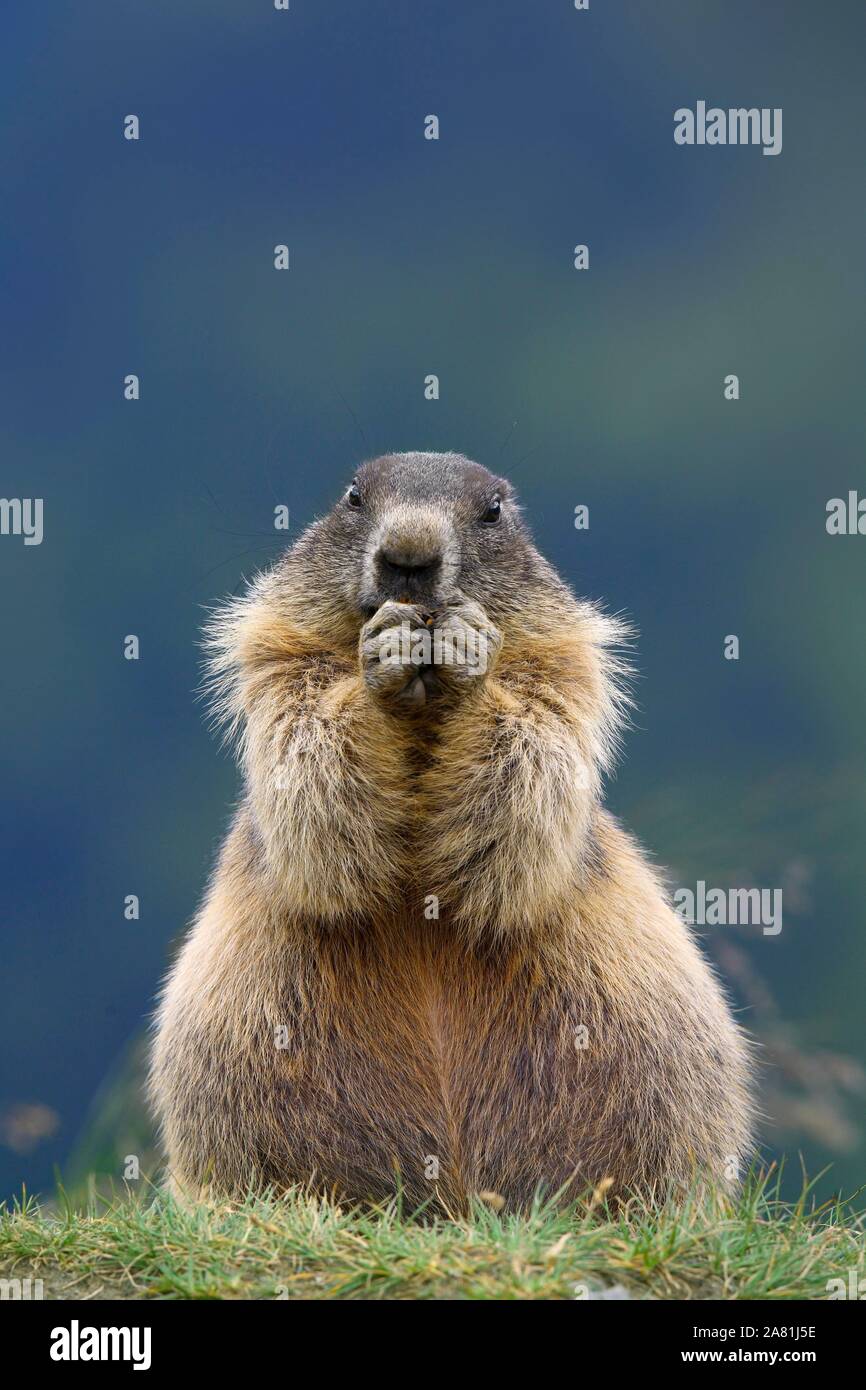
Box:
(150, 451, 753, 1209)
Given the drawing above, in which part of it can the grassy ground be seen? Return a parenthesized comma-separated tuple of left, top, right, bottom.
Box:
(1, 1172, 863, 1301)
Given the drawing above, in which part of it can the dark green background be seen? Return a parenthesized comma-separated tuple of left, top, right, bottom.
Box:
(1, 1, 864, 1202)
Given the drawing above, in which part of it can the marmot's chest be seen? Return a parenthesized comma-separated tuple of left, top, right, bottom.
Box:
(266, 923, 589, 1206)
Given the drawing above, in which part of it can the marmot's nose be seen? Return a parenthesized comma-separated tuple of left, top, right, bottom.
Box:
(376, 546, 442, 588)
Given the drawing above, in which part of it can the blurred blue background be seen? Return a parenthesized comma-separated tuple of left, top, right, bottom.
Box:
(1, 0, 865, 1203)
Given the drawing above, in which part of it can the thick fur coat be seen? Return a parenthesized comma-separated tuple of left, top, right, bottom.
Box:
(150, 451, 753, 1209)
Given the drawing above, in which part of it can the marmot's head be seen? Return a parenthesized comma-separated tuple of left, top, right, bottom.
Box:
(208, 449, 629, 780)
(290, 451, 545, 631)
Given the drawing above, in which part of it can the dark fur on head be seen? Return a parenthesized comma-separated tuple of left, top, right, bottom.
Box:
(281, 451, 565, 644)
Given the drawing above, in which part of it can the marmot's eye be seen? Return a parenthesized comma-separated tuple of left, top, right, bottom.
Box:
(480, 495, 501, 525)
(347, 482, 362, 508)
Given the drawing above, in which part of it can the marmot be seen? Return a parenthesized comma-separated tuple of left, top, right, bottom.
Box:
(150, 451, 753, 1210)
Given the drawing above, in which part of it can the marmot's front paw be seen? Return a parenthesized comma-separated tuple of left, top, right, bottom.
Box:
(360, 601, 433, 709)
(425, 596, 502, 695)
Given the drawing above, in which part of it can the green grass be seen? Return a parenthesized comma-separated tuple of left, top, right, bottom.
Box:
(1, 1172, 863, 1301)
